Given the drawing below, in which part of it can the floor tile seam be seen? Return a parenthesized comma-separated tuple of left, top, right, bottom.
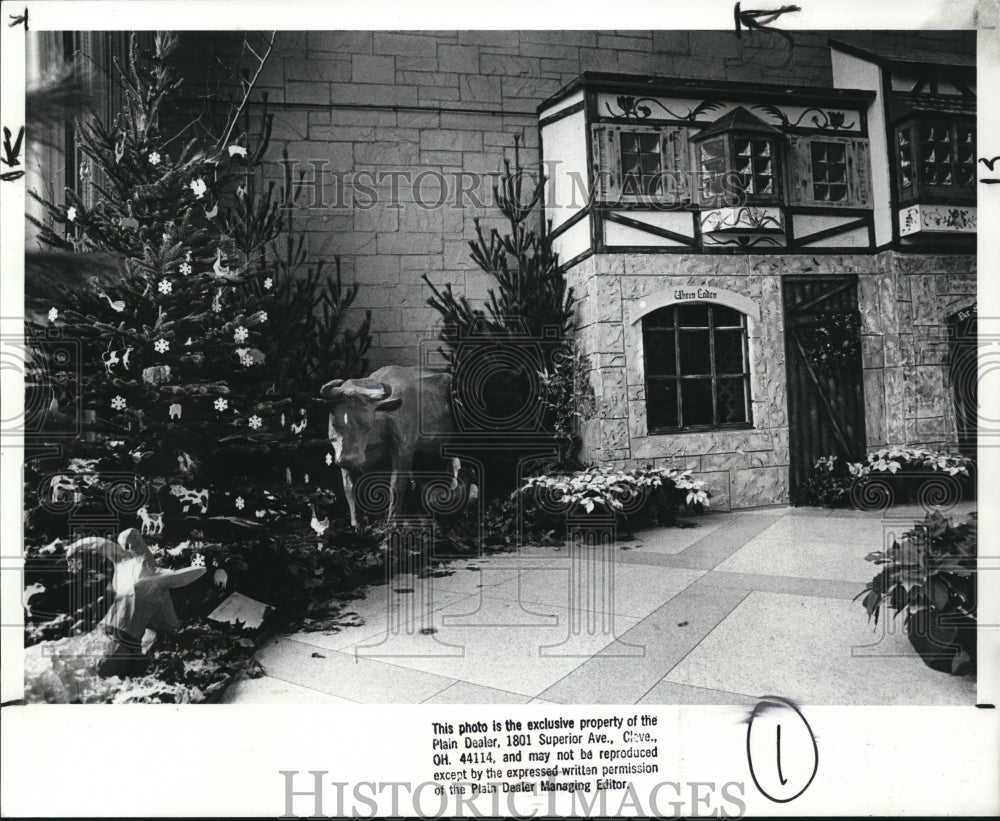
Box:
(535, 570, 715, 700)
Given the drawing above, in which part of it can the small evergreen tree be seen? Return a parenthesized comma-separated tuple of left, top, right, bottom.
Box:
(423, 136, 589, 476)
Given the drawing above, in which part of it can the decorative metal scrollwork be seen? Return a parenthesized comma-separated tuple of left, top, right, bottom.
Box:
(605, 95, 725, 121)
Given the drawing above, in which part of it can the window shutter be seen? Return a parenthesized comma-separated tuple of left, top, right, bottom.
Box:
(591, 125, 621, 201)
(787, 135, 815, 205)
(661, 127, 691, 203)
(846, 138, 871, 208)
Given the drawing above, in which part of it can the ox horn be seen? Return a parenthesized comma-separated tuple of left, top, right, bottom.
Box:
(321, 379, 390, 401)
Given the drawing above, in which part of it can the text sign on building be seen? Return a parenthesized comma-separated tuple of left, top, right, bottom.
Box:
(633, 286, 760, 323)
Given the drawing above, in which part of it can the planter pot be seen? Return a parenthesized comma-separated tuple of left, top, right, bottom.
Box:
(905, 608, 976, 676)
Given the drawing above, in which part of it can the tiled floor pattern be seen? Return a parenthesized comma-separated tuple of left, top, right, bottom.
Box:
(222, 502, 978, 705)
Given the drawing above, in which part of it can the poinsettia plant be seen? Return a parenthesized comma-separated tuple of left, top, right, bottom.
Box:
(517, 464, 710, 535)
(856, 511, 977, 675)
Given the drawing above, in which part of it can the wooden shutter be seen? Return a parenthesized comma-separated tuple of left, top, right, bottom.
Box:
(661, 127, 691, 203)
(787, 135, 816, 206)
(591, 125, 621, 202)
(788, 135, 872, 209)
(846, 138, 871, 207)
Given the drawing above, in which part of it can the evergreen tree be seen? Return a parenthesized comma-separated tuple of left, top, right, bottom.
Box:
(24, 31, 374, 622)
(422, 136, 589, 478)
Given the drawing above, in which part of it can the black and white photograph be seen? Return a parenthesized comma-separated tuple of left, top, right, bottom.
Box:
(1, 0, 997, 816)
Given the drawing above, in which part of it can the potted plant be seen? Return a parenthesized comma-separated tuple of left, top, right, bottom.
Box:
(856, 511, 977, 675)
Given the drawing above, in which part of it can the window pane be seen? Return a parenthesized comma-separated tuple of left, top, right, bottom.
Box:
(646, 379, 678, 429)
(681, 380, 714, 426)
(897, 129, 913, 188)
(679, 330, 711, 374)
(956, 126, 975, 187)
(714, 329, 745, 374)
(716, 378, 749, 425)
(644, 329, 676, 376)
(712, 306, 743, 327)
(811, 141, 847, 202)
(643, 306, 674, 330)
(676, 304, 709, 326)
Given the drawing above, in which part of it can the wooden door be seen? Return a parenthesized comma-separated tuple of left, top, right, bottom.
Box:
(783, 275, 867, 502)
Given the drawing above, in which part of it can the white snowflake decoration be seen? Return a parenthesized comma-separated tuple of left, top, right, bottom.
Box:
(158, 279, 172, 295)
(258, 311, 268, 323)
(179, 262, 192, 275)
(148, 151, 161, 166)
(154, 338, 169, 354)
(214, 397, 229, 412)
(248, 415, 262, 430)
(66, 206, 77, 222)
(325, 452, 333, 466)
(47, 307, 58, 323)
(110, 395, 126, 411)
(235, 496, 245, 510)
(233, 326, 249, 343)
(190, 178, 207, 199)
(191, 553, 206, 568)
(263, 277, 273, 290)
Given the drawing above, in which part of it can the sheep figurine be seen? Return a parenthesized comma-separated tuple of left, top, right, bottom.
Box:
(24, 528, 206, 703)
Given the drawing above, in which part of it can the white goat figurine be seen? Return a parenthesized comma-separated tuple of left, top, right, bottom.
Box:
(23, 528, 206, 702)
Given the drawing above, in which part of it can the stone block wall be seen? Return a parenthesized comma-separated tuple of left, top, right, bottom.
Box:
(170, 30, 975, 369)
(569, 252, 975, 511)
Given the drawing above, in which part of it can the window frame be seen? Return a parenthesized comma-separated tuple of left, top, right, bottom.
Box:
(786, 134, 872, 209)
(641, 302, 753, 434)
(591, 124, 691, 206)
(694, 132, 783, 209)
(894, 116, 976, 205)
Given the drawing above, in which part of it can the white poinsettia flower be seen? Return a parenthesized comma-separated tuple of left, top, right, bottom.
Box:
(233, 326, 248, 343)
(154, 338, 169, 354)
(189, 178, 207, 199)
(110, 395, 126, 410)
(214, 397, 229, 412)
(248, 415, 262, 429)
(66, 206, 77, 222)
(148, 151, 161, 166)
(158, 279, 172, 294)
(47, 307, 58, 322)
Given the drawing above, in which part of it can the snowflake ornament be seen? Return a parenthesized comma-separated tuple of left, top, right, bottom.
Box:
(154, 338, 170, 354)
(263, 277, 273, 290)
(258, 311, 268, 323)
(66, 206, 77, 222)
(189, 178, 207, 199)
(148, 151, 161, 165)
(233, 326, 249, 343)
(47, 307, 58, 323)
(248, 415, 262, 430)
(191, 553, 206, 567)
(235, 496, 245, 510)
(240, 354, 253, 367)
(179, 262, 192, 275)
(158, 279, 172, 295)
(110, 395, 126, 411)
(214, 397, 229, 412)
(325, 452, 333, 466)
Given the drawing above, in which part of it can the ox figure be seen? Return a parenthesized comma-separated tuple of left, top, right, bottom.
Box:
(321, 365, 457, 525)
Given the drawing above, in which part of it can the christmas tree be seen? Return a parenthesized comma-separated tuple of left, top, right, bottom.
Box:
(24, 31, 375, 633)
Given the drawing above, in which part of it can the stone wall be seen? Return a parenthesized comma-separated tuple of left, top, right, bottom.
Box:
(568, 252, 975, 510)
(171, 30, 975, 369)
